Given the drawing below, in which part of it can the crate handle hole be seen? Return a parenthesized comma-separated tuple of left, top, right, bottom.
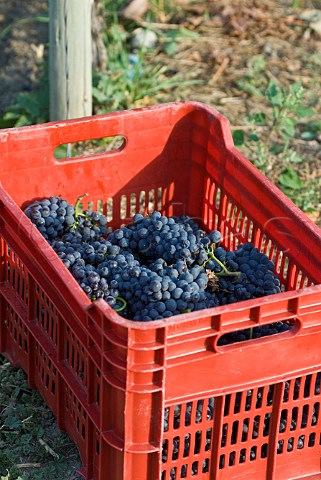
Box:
(216, 319, 298, 350)
(54, 135, 126, 160)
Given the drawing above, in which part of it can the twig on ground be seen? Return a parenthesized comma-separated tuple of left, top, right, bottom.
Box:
(38, 438, 60, 459)
(210, 57, 229, 84)
(138, 19, 182, 30)
(15, 463, 41, 468)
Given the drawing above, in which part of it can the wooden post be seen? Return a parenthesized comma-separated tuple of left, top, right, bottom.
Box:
(49, 0, 92, 121)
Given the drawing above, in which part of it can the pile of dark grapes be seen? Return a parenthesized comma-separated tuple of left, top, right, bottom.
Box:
(24, 195, 291, 335)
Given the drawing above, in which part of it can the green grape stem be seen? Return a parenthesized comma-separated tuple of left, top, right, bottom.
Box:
(73, 193, 89, 229)
(75, 193, 89, 218)
(203, 245, 241, 277)
(114, 297, 127, 313)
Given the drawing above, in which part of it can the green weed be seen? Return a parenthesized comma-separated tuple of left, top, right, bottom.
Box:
(160, 27, 199, 56)
(0, 70, 49, 128)
(92, 19, 200, 113)
(237, 54, 267, 97)
(233, 79, 319, 212)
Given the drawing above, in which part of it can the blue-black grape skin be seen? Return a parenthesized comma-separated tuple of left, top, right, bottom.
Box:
(25, 199, 288, 341)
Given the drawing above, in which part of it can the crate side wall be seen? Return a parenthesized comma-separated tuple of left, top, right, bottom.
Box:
(0, 233, 119, 479)
(202, 141, 321, 286)
(161, 372, 321, 480)
(0, 105, 198, 212)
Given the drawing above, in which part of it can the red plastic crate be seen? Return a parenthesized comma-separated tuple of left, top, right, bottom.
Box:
(1, 102, 321, 480)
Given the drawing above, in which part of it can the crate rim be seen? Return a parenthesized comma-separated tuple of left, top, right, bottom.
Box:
(88, 282, 321, 330)
(0, 100, 229, 137)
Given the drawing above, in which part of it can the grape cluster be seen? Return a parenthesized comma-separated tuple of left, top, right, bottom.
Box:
(70, 208, 108, 242)
(24, 196, 74, 241)
(24, 197, 285, 332)
(202, 242, 282, 306)
(25, 194, 108, 243)
(108, 211, 202, 265)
